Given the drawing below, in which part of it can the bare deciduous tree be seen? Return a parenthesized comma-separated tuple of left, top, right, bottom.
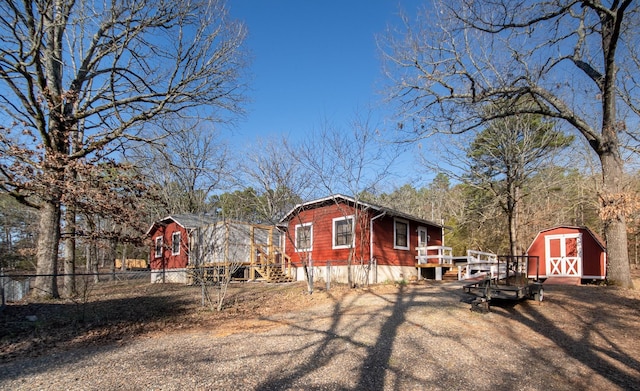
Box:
(241, 138, 309, 224)
(134, 120, 233, 216)
(381, 0, 638, 287)
(466, 111, 573, 256)
(0, 0, 247, 297)
(0, 194, 38, 269)
(292, 113, 401, 288)
(191, 220, 255, 311)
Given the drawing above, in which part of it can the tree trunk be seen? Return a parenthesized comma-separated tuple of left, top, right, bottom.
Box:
(63, 207, 76, 296)
(92, 243, 100, 283)
(108, 238, 116, 282)
(508, 212, 518, 257)
(121, 242, 128, 271)
(501, 179, 519, 257)
(347, 252, 353, 288)
(597, 4, 632, 288)
(303, 256, 313, 294)
(34, 200, 61, 298)
(507, 187, 518, 257)
(600, 152, 633, 288)
(85, 243, 91, 272)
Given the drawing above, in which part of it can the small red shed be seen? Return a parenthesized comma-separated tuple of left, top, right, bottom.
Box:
(526, 226, 606, 282)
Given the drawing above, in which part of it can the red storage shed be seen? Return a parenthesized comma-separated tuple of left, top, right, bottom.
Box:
(526, 226, 606, 282)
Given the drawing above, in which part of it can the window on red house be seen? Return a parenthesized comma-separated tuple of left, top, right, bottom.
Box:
(172, 232, 181, 255)
(295, 223, 312, 252)
(155, 236, 163, 258)
(394, 219, 409, 250)
(333, 216, 354, 249)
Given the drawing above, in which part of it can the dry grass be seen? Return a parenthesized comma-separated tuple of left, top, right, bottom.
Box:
(1, 280, 376, 362)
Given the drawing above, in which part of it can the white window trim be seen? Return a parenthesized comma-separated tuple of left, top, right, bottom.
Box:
(155, 236, 163, 258)
(394, 218, 410, 250)
(332, 215, 355, 249)
(171, 232, 181, 255)
(294, 222, 313, 252)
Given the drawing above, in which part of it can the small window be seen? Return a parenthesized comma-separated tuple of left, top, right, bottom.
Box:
(295, 223, 312, 252)
(155, 236, 163, 258)
(171, 232, 181, 255)
(333, 216, 354, 249)
(394, 219, 409, 250)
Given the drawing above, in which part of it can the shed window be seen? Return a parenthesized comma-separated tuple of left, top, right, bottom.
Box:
(333, 216, 354, 249)
(295, 223, 312, 252)
(154, 236, 163, 258)
(394, 219, 409, 250)
(171, 232, 181, 255)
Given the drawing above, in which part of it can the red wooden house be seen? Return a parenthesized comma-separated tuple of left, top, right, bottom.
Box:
(279, 194, 446, 284)
(146, 214, 289, 284)
(526, 225, 607, 283)
(146, 214, 217, 283)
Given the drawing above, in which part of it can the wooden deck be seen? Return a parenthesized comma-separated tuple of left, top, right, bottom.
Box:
(415, 263, 455, 268)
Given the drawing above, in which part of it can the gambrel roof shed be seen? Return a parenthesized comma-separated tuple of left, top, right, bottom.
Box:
(526, 225, 606, 282)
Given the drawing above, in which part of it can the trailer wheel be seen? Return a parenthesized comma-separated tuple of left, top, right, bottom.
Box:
(534, 287, 544, 302)
(471, 297, 490, 313)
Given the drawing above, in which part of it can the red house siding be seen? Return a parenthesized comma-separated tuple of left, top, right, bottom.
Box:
(149, 221, 189, 270)
(283, 201, 443, 269)
(285, 203, 372, 267)
(373, 217, 412, 267)
(372, 216, 444, 267)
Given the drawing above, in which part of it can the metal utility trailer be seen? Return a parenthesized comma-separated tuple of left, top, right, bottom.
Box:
(463, 255, 544, 313)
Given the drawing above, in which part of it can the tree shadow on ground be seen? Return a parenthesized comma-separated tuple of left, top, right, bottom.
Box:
(253, 282, 640, 390)
(253, 289, 354, 391)
(493, 285, 640, 390)
(0, 285, 195, 369)
(253, 285, 456, 391)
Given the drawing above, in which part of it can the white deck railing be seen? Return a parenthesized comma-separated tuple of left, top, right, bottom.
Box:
(416, 245, 455, 264)
(457, 250, 503, 280)
(416, 247, 497, 265)
(415, 246, 502, 281)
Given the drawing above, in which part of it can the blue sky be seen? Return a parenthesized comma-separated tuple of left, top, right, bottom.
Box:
(227, 1, 422, 145)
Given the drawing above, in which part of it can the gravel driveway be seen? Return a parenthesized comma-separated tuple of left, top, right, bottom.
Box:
(1, 282, 639, 390)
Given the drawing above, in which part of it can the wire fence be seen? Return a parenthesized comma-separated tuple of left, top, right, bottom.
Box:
(0, 262, 378, 310)
(0, 269, 286, 318)
(0, 269, 161, 306)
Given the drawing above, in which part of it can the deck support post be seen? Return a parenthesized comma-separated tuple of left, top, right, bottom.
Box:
(435, 266, 442, 281)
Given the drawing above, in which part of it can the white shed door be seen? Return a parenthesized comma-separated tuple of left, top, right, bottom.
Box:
(545, 233, 582, 277)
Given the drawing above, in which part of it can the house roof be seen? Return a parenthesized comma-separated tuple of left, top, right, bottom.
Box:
(526, 225, 606, 253)
(145, 213, 218, 236)
(279, 194, 446, 228)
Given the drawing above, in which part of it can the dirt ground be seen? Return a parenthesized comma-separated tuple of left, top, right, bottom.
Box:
(1, 272, 640, 390)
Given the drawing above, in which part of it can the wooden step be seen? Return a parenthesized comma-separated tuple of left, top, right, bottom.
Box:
(255, 266, 294, 283)
(266, 269, 293, 283)
(442, 269, 458, 281)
